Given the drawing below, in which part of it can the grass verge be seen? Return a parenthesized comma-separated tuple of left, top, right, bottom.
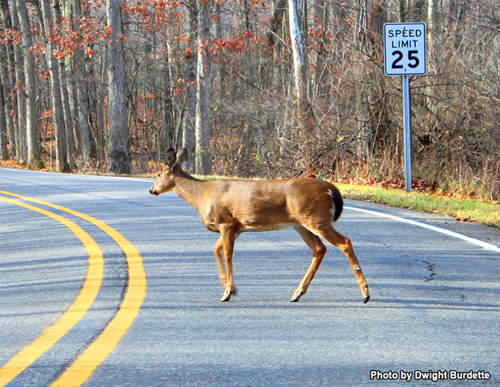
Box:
(335, 183, 500, 229)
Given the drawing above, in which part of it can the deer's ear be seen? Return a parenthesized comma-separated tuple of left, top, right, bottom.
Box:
(165, 148, 177, 168)
(176, 148, 189, 169)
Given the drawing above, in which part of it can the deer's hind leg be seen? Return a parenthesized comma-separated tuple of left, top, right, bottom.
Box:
(291, 226, 328, 302)
(313, 224, 370, 304)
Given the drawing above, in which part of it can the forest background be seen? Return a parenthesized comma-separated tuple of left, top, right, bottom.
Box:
(0, 0, 499, 201)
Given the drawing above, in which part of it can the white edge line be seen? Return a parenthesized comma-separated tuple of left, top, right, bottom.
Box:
(345, 206, 500, 254)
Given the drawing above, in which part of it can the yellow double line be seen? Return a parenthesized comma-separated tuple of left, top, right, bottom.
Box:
(0, 191, 147, 387)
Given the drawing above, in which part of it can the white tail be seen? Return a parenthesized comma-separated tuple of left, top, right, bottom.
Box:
(150, 148, 370, 303)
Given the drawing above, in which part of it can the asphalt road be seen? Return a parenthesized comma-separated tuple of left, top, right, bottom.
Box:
(1, 167, 499, 387)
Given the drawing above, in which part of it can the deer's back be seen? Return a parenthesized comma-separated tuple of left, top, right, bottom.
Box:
(200, 178, 342, 233)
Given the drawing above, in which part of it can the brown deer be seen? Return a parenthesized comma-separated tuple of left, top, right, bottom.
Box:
(149, 148, 370, 304)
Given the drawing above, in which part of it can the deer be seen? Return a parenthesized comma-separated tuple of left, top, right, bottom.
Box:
(149, 148, 370, 304)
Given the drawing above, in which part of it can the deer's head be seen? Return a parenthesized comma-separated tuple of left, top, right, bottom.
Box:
(149, 148, 188, 196)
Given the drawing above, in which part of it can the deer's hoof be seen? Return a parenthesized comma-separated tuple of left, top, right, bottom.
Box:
(290, 290, 304, 302)
(220, 288, 235, 302)
(363, 295, 370, 304)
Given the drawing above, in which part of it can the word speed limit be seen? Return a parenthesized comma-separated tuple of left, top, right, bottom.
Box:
(384, 23, 427, 76)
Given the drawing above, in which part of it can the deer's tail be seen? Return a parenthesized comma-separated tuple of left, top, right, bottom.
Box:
(329, 187, 344, 223)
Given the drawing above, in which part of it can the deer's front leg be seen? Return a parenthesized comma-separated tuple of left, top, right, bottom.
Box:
(213, 236, 227, 288)
(219, 225, 238, 302)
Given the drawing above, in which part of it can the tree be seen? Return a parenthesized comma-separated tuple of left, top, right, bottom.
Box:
(106, 0, 130, 174)
(6, 0, 26, 162)
(194, 0, 211, 175)
(0, 0, 15, 160)
(181, 0, 197, 158)
(14, 0, 41, 168)
(0, 75, 8, 160)
(355, 0, 388, 159)
(54, 0, 75, 166)
(288, 0, 314, 134)
(72, 0, 91, 165)
(40, 0, 69, 172)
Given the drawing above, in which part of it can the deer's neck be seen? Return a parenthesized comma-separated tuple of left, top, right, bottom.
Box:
(172, 169, 206, 213)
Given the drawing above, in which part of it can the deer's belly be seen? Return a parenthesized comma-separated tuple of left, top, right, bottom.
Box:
(241, 223, 295, 232)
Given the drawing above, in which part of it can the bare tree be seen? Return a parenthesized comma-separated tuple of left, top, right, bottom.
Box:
(54, 0, 75, 166)
(7, 0, 26, 162)
(106, 0, 130, 174)
(73, 0, 91, 165)
(195, 0, 211, 175)
(40, 0, 69, 172)
(267, 0, 286, 46)
(182, 0, 197, 157)
(288, 0, 307, 106)
(288, 0, 314, 134)
(0, 0, 14, 160)
(14, 0, 41, 168)
(0, 73, 7, 159)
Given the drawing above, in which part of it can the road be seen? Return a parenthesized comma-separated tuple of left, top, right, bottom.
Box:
(1, 167, 499, 386)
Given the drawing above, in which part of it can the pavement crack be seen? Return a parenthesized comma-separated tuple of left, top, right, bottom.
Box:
(422, 260, 438, 282)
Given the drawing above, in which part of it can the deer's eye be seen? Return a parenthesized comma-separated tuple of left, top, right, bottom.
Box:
(157, 173, 160, 177)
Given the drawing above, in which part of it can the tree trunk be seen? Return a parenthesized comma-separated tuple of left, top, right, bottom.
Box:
(15, 0, 41, 168)
(267, 0, 287, 46)
(288, 0, 315, 136)
(181, 0, 197, 158)
(97, 47, 108, 164)
(0, 0, 15, 160)
(428, 0, 441, 34)
(40, 0, 69, 172)
(0, 75, 8, 160)
(398, 0, 407, 22)
(61, 0, 78, 150)
(9, 0, 26, 162)
(311, 0, 326, 97)
(194, 0, 211, 175)
(73, 0, 91, 165)
(106, 0, 130, 174)
(288, 0, 315, 170)
(356, 0, 387, 159)
(288, 0, 308, 109)
(161, 45, 174, 157)
(55, 0, 75, 167)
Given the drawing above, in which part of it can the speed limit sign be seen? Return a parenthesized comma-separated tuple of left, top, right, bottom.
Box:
(384, 23, 427, 76)
(383, 22, 427, 192)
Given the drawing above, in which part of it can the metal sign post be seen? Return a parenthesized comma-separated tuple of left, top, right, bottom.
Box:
(402, 75, 412, 192)
(384, 22, 427, 192)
